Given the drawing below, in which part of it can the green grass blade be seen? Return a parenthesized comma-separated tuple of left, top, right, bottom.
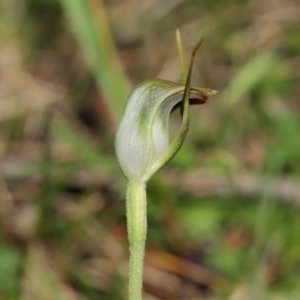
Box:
(59, 0, 131, 121)
(223, 52, 278, 106)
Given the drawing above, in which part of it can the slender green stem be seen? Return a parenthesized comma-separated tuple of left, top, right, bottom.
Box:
(126, 181, 147, 300)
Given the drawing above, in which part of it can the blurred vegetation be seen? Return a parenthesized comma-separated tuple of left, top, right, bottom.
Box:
(0, 0, 299, 299)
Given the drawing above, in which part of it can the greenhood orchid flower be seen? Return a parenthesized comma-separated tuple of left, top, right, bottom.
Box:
(116, 79, 216, 182)
(115, 34, 218, 300)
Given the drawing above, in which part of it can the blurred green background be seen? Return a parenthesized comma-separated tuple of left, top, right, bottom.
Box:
(0, 0, 299, 299)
